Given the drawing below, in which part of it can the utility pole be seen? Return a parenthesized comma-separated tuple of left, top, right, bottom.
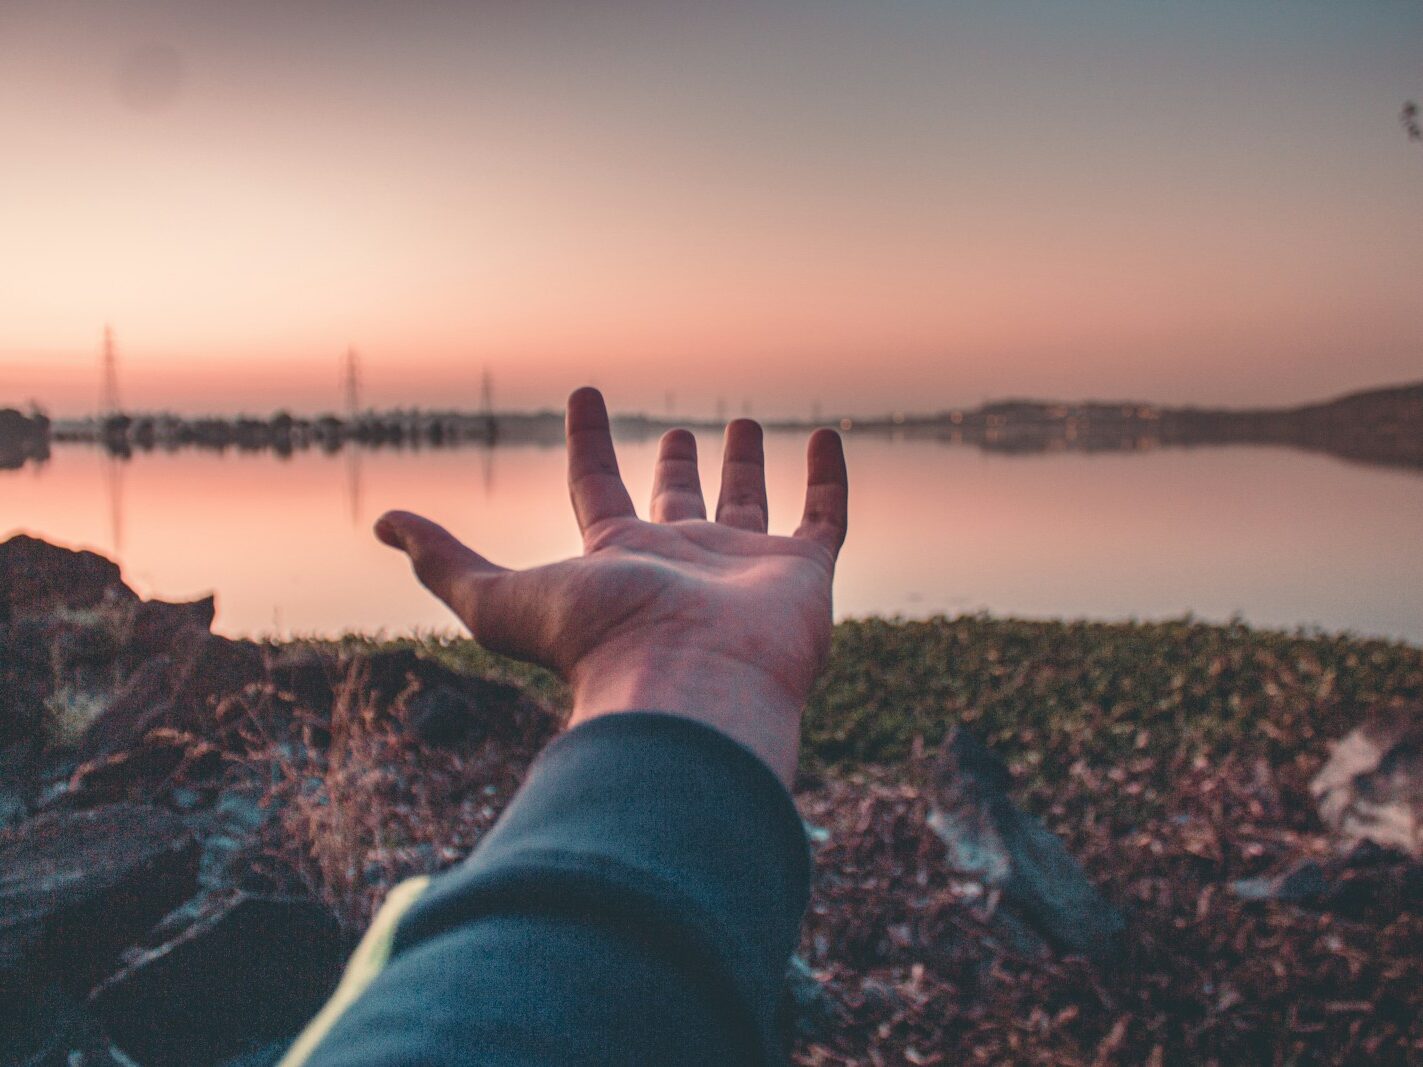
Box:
(341, 347, 364, 525)
(100, 324, 121, 416)
(342, 346, 361, 419)
(481, 367, 498, 445)
(97, 326, 125, 551)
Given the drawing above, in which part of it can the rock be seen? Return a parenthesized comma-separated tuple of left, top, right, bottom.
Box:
(926, 728, 1126, 963)
(0, 536, 262, 759)
(190, 788, 277, 893)
(123, 595, 217, 663)
(0, 803, 200, 993)
(1, 602, 131, 754)
(361, 648, 518, 714)
(0, 742, 39, 830)
(267, 645, 545, 752)
(77, 634, 264, 760)
(1229, 847, 1422, 920)
(407, 683, 486, 746)
(0, 537, 236, 756)
(0, 633, 48, 749)
(0, 536, 542, 764)
(259, 646, 535, 750)
(51, 730, 224, 812)
(1311, 704, 1423, 859)
(90, 892, 348, 1067)
(1231, 859, 1328, 903)
(0, 534, 134, 626)
(264, 645, 441, 723)
(261, 645, 345, 720)
(73, 656, 173, 753)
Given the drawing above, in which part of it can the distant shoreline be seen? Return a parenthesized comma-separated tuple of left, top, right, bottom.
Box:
(3, 379, 1420, 471)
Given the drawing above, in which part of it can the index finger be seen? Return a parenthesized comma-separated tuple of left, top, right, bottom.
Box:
(566, 387, 636, 534)
(792, 428, 848, 559)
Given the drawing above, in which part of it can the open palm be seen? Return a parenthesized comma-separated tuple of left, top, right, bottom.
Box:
(375, 388, 848, 781)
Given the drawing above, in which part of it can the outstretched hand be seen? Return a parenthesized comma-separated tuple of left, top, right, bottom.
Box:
(374, 387, 848, 785)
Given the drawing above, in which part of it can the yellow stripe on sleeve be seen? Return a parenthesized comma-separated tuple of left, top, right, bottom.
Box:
(278, 875, 433, 1067)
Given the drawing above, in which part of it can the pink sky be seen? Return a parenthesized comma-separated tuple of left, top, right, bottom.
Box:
(2, 2, 1420, 417)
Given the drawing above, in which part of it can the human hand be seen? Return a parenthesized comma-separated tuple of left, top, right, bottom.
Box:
(374, 387, 848, 785)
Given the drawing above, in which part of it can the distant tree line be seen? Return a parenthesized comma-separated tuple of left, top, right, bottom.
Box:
(0, 407, 50, 469)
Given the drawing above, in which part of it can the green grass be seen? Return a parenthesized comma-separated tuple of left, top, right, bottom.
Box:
(316, 615, 1423, 800)
(804, 615, 1422, 766)
(260, 614, 1423, 885)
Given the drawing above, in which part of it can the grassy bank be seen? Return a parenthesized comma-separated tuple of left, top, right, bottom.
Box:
(301, 615, 1423, 1064)
(339, 613, 1423, 801)
(14, 529, 1421, 1063)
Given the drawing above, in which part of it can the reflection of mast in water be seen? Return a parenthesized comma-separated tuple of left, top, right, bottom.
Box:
(342, 345, 364, 527)
(481, 445, 495, 497)
(344, 444, 364, 528)
(104, 453, 126, 554)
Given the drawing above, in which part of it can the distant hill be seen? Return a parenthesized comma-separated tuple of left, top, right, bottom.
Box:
(840, 381, 1423, 471)
(1157, 382, 1423, 468)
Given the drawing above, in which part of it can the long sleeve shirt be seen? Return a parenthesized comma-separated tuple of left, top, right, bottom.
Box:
(281, 711, 812, 1067)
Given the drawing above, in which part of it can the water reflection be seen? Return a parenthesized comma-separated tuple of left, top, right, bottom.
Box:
(345, 447, 363, 528)
(104, 453, 126, 552)
(2, 438, 1420, 642)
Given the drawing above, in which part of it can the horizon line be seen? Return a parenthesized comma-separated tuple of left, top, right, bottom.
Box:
(19, 375, 1420, 429)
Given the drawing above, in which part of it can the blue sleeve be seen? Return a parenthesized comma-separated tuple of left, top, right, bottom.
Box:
(289, 711, 812, 1067)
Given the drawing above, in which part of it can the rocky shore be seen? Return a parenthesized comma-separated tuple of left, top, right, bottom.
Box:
(1, 535, 557, 1065)
(2, 534, 1420, 1064)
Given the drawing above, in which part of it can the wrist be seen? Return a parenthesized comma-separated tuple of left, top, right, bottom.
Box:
(567, 644, 805, 787)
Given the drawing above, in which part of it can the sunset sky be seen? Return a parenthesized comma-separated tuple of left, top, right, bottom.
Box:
(2, 1, 1419, 418)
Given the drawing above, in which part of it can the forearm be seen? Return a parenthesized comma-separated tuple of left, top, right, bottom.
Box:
(286, 712, 812, 1067)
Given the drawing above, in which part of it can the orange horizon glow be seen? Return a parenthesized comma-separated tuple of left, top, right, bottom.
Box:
(3, 2, 1421, 418)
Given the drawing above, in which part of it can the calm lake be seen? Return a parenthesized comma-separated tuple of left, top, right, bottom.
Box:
(4, 436, 1421, 642)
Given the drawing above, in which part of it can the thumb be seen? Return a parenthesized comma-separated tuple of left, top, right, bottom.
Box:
(374, 510, 507, 624)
